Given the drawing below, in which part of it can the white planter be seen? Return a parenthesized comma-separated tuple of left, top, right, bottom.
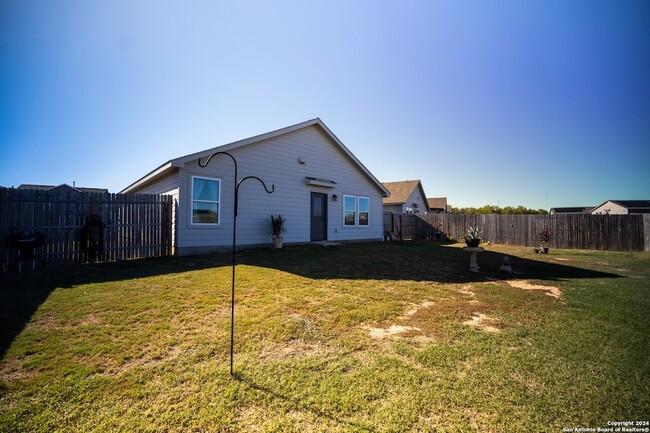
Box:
(272, 236, 284, 249)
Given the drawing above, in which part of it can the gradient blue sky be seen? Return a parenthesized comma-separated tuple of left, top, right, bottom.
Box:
(1, 0, 648, 210)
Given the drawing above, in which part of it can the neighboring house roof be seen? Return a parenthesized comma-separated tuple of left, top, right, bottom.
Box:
(381, 180, 426, 205)
(18, 184, 109, 193)
(121, 118, 389, 197)
(592, 200, 650, 214)
(550, 207, 594, 214)
(427, 197, 448, 210)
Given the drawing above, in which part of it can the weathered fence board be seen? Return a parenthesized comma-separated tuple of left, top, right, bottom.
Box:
(1, 188, 173, 270)
(384, 212, 648, 252)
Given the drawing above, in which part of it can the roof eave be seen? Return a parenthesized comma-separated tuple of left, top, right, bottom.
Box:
(171, 118, 390, 197)
(120, 161, 175, 193)
(171, 118, 323, 168)
(120, 118, 390, 197)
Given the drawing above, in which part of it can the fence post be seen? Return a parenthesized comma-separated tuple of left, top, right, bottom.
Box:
(397, 214, 402, 241)
(163, 196, 173, 256)
(0, 188, 8, 271)
(644, 215, 650, 252)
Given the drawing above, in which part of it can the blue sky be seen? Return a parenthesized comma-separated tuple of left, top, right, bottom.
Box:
(1, 0, 648, 210)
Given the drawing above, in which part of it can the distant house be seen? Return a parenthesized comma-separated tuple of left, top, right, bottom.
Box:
(381, 180, 429, 214)
(549, 206, 594, 215)
(590, 200, 650, 215)
(121, 118, 390, 255)
(18, 184, 109, 194)
(427, 197, 449, 214)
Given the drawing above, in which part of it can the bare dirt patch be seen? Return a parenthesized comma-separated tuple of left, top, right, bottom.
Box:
(401, 301, 436, 319)
(507, 280, 562, 298)
(463, 313, 501, 333)
(365, 324, 421, 339)
(459, 284, 476, 297)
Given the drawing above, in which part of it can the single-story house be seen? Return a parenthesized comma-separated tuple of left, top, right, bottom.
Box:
(381, 180, 429, 214)
(18, 184, 109, 194)
(427, 197, 449, 213)
(590, 200, 650, 215)
(120, 118, 390, 255)
(549, 206, 594, 215)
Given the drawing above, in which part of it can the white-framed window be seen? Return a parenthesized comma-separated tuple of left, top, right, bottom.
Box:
(358, 196, 369, 226)
(343, 194, 369, 226)
(344, 195, 356, 226)
(191, 176, 221, 225)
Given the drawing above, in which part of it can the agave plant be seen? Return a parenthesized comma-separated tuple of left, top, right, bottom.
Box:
(462, 226, 483, 247)
(463, 226, 483, 240)
(268, 214, 287, 238)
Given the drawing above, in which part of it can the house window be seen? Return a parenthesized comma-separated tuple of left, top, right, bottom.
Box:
(343, 195, 369, 226)
(192, 176, 220, 224)
(344, 195, 356, 226)
(359, 197, 369, 226)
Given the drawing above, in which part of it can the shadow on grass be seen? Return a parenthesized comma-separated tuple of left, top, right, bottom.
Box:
(235, 241, 621, 284)
(0, 241, 620, 361)
(0, 254, 225, 360)
(234, 372, 377, 432)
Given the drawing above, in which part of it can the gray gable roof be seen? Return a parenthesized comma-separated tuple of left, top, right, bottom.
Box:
(607, 200, 650, 210)
(121, 118, 389, 197)
(550, 206, 594, 214)
(598, 200, 650, 213)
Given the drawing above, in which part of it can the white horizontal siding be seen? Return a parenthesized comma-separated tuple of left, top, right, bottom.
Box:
(405, 187, 428, 214)
(177, 125, 384, 248)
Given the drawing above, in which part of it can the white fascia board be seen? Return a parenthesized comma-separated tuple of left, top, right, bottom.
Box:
(120, 161, 174, 193)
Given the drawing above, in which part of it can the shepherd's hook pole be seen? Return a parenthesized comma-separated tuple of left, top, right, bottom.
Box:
(198, 152, 237, 376)
(198, 155, 275, 376)
(230, 176, 274, 375)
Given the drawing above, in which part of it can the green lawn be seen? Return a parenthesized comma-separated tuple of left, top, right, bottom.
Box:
(1, 242, 649, 432)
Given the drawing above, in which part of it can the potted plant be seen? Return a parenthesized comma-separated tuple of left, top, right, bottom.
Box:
(268, 214, 286, 249)
(536, 228, 551, 253)
(462, 226, 483, 248)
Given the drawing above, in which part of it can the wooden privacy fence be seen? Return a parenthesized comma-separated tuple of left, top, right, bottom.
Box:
(384, 212, 650, 252)
(0, 188, 174, 270)
(384, 212, 446, 242)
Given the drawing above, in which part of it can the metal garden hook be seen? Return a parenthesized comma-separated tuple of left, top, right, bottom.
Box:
(198, 153, 274, 376)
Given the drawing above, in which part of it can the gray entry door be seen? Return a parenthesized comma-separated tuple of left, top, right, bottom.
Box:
(310, 192, 327, 241)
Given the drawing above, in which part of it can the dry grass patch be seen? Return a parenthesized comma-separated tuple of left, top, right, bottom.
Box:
(365, 324, 421, 339)
(463, 313, 501, 333)
(258, 340, 326, 361)
(507, 280, 562, 298)
(363, 284, 510, 340)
